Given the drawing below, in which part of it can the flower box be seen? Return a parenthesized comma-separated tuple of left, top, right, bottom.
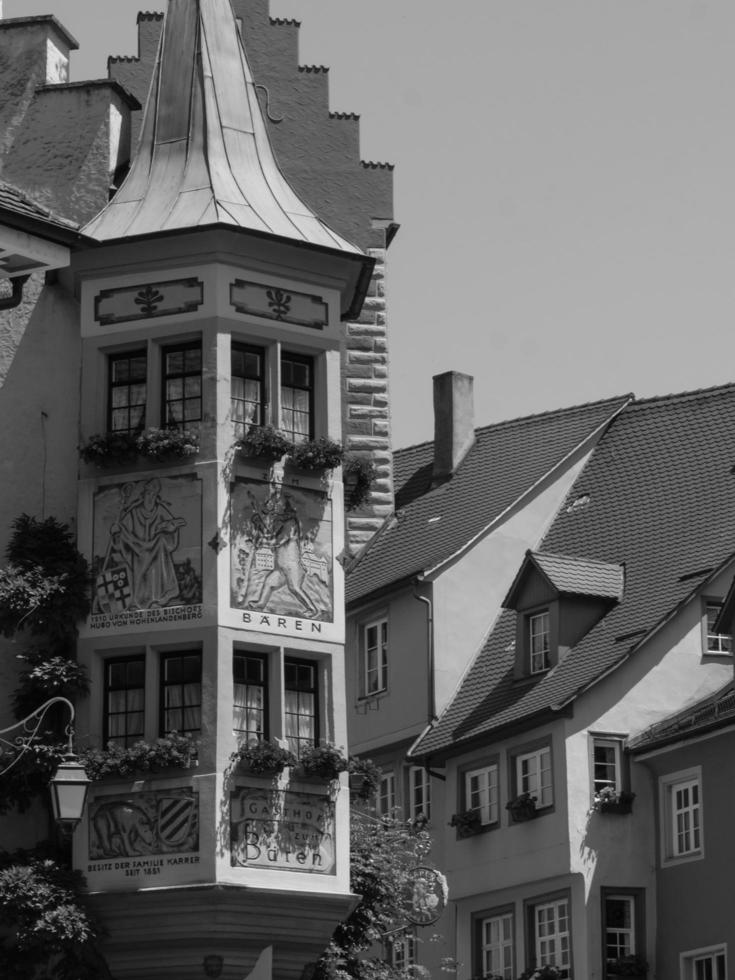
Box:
(295, 743, 349, 782)
(450, 808, 483, 838)
(235, 425, 293, 463)
(287, 437, 344, 472)
(231, 738, 296, 776)
(79, 427, 200, 468)
(506, 793, 538, 824)
(594, 788, 635, 815)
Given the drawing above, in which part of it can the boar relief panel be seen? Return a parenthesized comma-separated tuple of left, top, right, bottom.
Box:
(230, 478, 333, 629)
(90, 474, 202, 630)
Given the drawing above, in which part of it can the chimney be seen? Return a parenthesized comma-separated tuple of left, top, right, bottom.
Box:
(432, 371, 475, 486)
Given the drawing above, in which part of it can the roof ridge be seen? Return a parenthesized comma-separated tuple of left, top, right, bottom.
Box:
(473, 393, 634, 438)
(627, 381, 735, 409)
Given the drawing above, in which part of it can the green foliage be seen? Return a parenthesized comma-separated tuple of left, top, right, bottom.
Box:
(0, 741, 67, 815)
(231, 738, 297, 775)
(78, 733, 198, 781)
(0, 847, 105, 980)
(79, 427, 199, 466)
(289, 437, 345, 471)
(313, 812, 430, 980)
(236, 424, 293, 461)
(343, 455, 376, 511)
(517, 967, 562, 980)
(1, 515, 90, 640)
(12, 651, 89, 720)
(348, 756, 382, 802)
(298, 743, 350, 780)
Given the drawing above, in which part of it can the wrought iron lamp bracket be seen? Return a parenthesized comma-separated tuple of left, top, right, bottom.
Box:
(0, 696, 75, 777)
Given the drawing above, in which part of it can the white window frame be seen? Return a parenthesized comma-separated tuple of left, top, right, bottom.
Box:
(534, 897, 571, 977)
(529, 610, 551, 674)
(604, 893, 635, 962)
(703, 600, 732, 656)
(390, 930, 416, 971)
(480, 911, 514, 980)
(363, 617, 388, 697)
(376, 771, 396, 817)
(465, 764, 499, 825)
(517, 745, 553, 808)
(680, 944, 727, 980)
(591, 735, 624, 797)
(660, 767, 704, 866)
(408, 765, 431, 822)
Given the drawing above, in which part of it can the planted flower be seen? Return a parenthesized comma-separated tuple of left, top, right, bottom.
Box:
(506, 792, 538, 823)
(449, 808, 483, 837)
(288, 437, 344, 471)
(236, 425, 293, 462)
(136, 426, 199, 461)
(79, 427, 199, 466)
(343, 454, 376, 510)
(297, 743, 349, 780)
(231, 738, 296, 775)
(593, 786, 635, 814)
(79, 733, 198, 780)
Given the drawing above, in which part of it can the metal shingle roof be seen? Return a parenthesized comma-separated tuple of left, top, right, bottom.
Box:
(414, 383, 735, 759)
(346, 394, 632, 605)
(82, 0, 362, 257)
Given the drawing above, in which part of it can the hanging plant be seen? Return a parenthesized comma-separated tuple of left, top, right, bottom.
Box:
(343, 454, 376, 510)
(78, 734, 198, 781)
(347, 755, 382, 801)
(288, 437, 344, 472)
(296, 743, 349, 781)
(230, 738, 296, 775)
(79, 427, 199, 466)
(235, 425, 294, 462)
(12, 651, 90, 720)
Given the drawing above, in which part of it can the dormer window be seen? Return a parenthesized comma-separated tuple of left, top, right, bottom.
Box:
(529, 611, 551, 674)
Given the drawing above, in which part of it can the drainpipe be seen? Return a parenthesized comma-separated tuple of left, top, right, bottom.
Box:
(0, 275, 30, 312)
(413, 585, 437, 726)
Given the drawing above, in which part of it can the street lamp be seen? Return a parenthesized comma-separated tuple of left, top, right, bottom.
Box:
(0, 696, 90, 829)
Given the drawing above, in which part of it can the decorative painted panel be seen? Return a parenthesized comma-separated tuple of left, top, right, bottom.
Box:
(94, 277, 204, 325)
(230, 477, 334, 637)
(85, 788, 202, 891)
(230, 279, 327, 329)
(230, 786, 335, 874)
(90, 474, 202, 630)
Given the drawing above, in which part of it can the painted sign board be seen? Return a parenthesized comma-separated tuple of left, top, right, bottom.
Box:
(230, 477, 337, 640)
(230, 786, 335, 874)
(89, 474, 202, 631)
(84, 787, 202, 891)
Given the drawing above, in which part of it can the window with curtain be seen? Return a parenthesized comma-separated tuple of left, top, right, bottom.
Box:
(162, 341, 202, 427)
(280, 352, 313, 444)
(108, 350, 147, 434)
(233, 651, 267, 743)
(105, 656, 145, 746)
(231, 343, 265, 439)
(161, 651, 202, 735)
(284, 657, 318, 758)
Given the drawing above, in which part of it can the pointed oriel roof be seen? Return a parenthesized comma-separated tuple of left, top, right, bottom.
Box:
(82, 0, 363, 258)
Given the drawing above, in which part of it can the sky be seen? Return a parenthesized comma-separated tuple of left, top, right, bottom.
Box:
(6, 0, 735, 448)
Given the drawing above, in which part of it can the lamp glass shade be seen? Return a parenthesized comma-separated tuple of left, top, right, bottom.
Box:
(49, 756, 91, 827)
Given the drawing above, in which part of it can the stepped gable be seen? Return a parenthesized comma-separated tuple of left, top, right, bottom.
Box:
(345, 394, 631, 605)
(106, 0, 394, 252)
(415, 383, 735, 759)
(83, 0, 365, 262)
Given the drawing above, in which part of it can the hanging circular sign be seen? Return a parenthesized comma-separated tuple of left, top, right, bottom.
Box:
(401, 866, 448, 926)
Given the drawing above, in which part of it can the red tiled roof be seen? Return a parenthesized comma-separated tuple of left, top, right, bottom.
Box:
(345, 394, 632, 605)
(504, 551, 625, 605)
(414, 383, 735, 759)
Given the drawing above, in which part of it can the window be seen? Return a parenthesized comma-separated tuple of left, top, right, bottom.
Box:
(284, 657, 318, 758)
(104, 656, 145, 746)
(681, 946, 727, 980)
(408, 765, 431, 822)
(660, 768, 703, 865)
(376, 771, 396, 817)
(233, 652, 267, 743)
(231, 343, 265, 439)
(465, 764, 499, 825)
(108, 350, 146, 434)
(601, 888, 645, 979)
(592, 736, 623, 795)
(477, 911, 514, 980)
(516, 745, 553, 808)
(703, 601, 732, 655)
(160, 651, 202, 735)
(162, 341, 202, 426)
(280, 352, 313, 444)
(530, 897, 570, 978)
(389, 930, 416, 971)
(529, 610, 550, 673)
(363, 618, 388, 696)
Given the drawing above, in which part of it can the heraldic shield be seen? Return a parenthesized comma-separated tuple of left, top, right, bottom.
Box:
(157, 793, 199, 850)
